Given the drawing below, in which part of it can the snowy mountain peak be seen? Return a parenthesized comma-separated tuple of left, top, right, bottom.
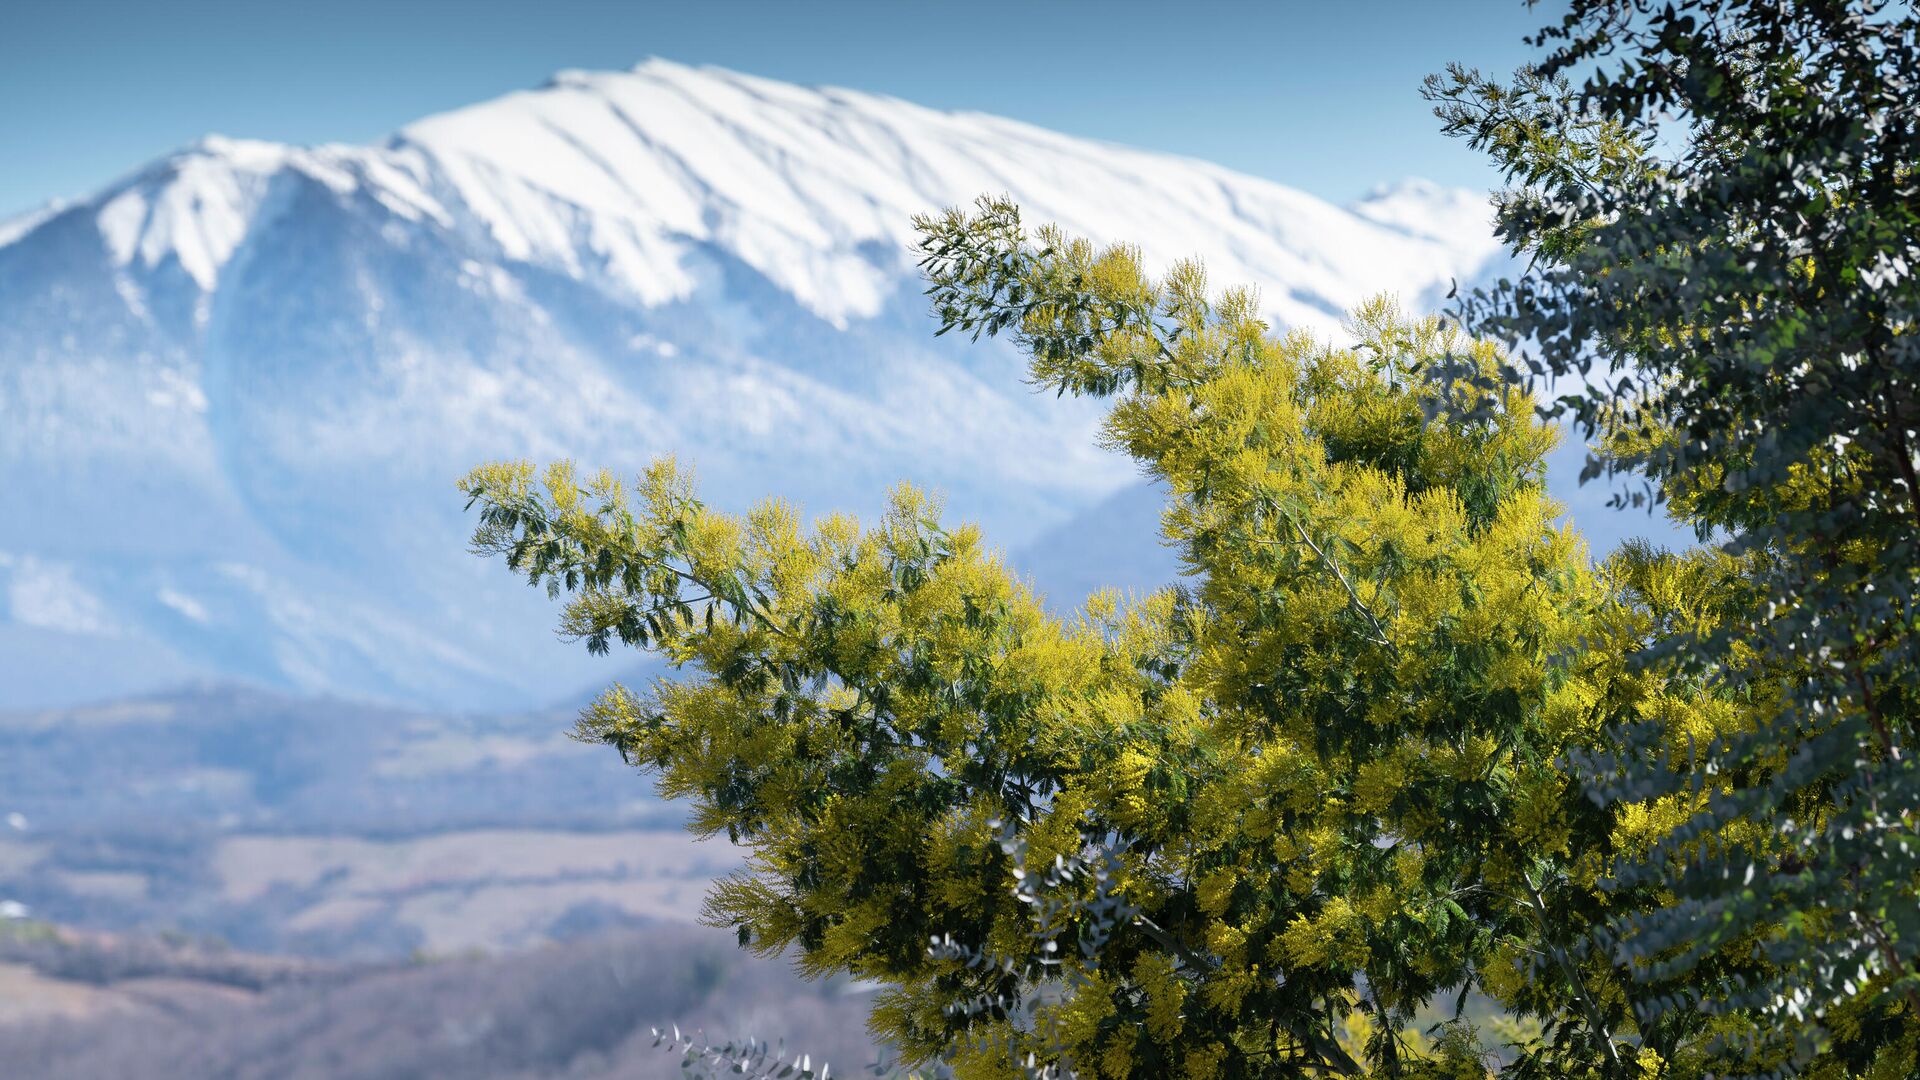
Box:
(0, 61, 1507, 710)
(12, 60, 1501, 330)
(85, 134, 416, 292)
(385, 61, 1500, 329)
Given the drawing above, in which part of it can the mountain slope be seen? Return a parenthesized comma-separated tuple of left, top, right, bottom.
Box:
(0, 59, 1502, 709)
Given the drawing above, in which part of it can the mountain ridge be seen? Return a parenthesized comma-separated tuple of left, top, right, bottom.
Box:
(0, 58, 1505, 710)
(18, 59, 1498, 327)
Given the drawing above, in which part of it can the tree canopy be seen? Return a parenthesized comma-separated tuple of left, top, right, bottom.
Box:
(1428, 0, 1920, 1070)
(460, 3, 1920, 1076)
(464, 205, 1874, 1076)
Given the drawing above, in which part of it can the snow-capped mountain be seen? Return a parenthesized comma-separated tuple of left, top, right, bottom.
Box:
(0, 59, 1503, 709)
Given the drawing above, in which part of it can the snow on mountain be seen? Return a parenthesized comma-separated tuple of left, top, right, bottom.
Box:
(0, 58, 1503, 709)
(1349, 177, 1498, 248)
(389, 63, 1500, 329)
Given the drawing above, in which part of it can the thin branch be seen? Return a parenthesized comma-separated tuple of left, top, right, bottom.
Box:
(1520, 869, 1626, 1077)
(1288, 516, 1394, 651)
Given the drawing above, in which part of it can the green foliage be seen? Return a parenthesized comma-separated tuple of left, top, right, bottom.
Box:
(1428, 0, 1920, 1071)
(460, 10, 1919, 1070)
(463, 196, 1855, 1076)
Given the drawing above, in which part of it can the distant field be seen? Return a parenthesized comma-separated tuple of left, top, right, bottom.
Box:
(0, 920, 886, 1080)
(0, 688, 880, 1079)
(1, 826, 737, 958)
(213, 829, 738, 954)
(0, 686, 744, 957)
(0, 686, 666, 837)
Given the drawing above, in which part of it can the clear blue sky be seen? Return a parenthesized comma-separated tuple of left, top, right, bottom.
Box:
(1, 0, 1545, 219)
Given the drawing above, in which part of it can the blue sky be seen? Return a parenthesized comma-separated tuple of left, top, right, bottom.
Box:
(2, 0, 1542, 219)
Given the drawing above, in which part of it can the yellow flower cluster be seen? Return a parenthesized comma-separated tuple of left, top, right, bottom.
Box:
(464, 206, 1823, 1077)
